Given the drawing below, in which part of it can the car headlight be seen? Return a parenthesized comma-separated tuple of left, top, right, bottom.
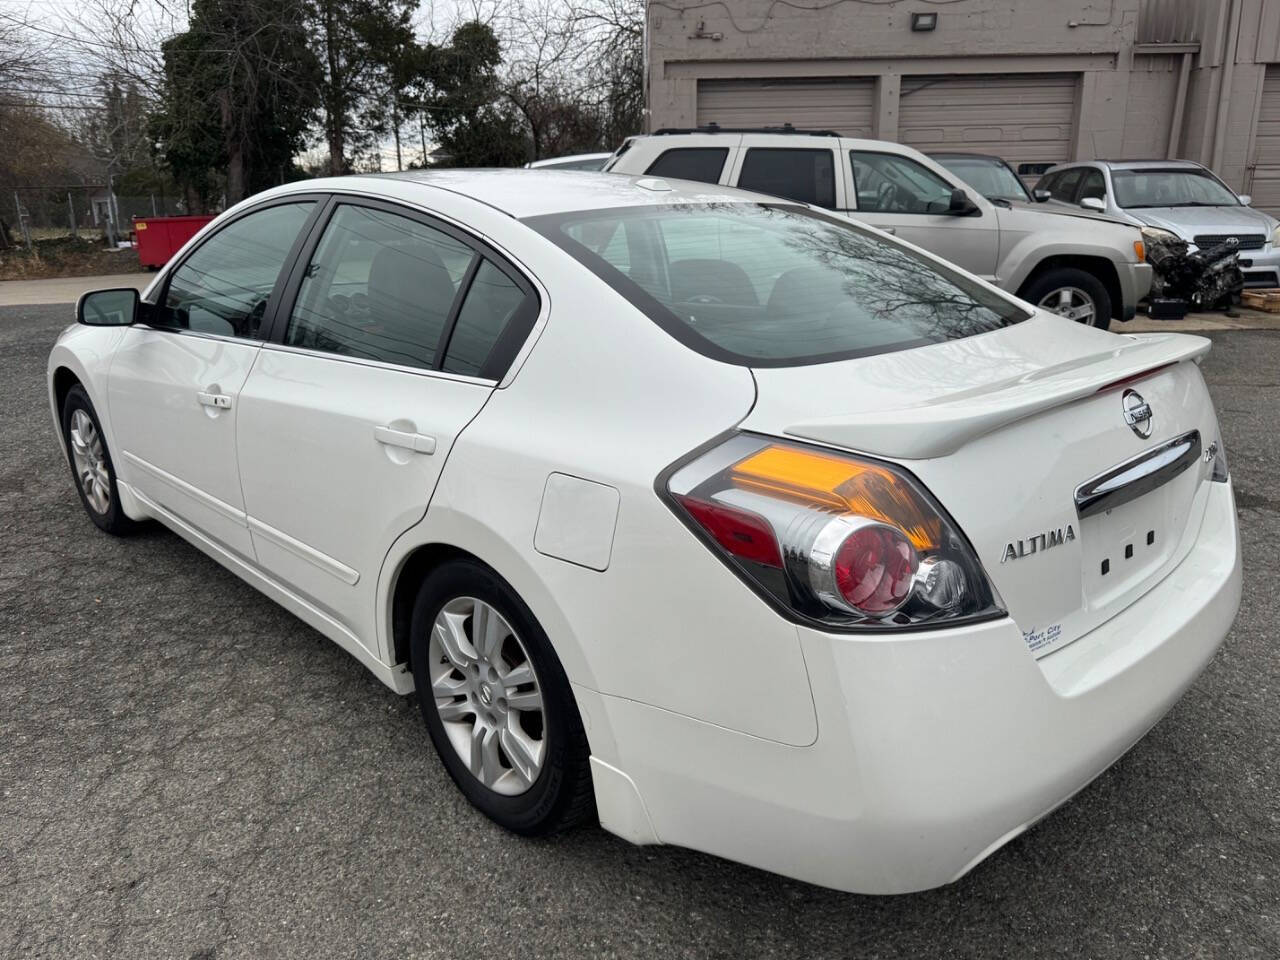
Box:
(1141, 226, 1182, 244)
(1272, 223, 1280, 247)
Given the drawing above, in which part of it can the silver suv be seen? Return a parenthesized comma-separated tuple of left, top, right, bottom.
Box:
(606, 128, 1152, 328)
(1035, 159, 1280, 288)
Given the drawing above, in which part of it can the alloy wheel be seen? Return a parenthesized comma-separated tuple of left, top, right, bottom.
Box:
(1039, 286, 1096, 325)
(69, 409, 111, 514)
(428, 596, 547, 796)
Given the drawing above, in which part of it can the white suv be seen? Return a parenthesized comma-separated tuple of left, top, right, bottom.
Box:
(606, 128, 1152, 328)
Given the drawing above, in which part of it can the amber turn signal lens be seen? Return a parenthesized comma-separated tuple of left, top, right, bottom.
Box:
(728, 445, 942, 551)
(1133, 240, 1145, 262)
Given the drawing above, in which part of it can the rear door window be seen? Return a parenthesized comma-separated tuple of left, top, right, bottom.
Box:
(738, 148, 837, 208)
(285, 204, 474, 370)
(645, 148, 730, 184)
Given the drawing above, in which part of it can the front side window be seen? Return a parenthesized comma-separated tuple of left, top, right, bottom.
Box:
(161, 201, 315, 338)
(1111, 169, 1241, 208)
(738, 148, 836, 208)
(1049, 168, 1084, 202)
(529, 202, 1027, 367)
(1079, 170, 1106, 202)
(646, 148, 730, 185)
(850, 152, 956, 214)
(286, 204, 474, 370)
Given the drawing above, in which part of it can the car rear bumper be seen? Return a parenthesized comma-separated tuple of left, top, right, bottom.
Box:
(586, 481, 1240, 894)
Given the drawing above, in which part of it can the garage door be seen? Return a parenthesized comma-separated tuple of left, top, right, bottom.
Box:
(696, 78, 874, 136)
(898, 73, 1078, 169)
(1249, 66, 1280, 217)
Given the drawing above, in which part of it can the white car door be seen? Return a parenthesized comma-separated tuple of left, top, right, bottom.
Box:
(234, 197, 540, 654)
(844, 149, 1000, 280)
(107, 198, 321, 557)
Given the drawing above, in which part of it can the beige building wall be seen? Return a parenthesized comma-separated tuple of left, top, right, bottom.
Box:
(646, 0, 1280, 197)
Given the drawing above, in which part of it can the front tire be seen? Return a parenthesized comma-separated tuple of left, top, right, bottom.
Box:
(61, 384, 142, 535)
(1024, 267, 1112, 330)
(410, 559, 594, 836)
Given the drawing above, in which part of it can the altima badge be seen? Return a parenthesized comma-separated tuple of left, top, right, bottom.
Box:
(1122, 389, 1153, 438)
(1002, 525, 1076, 563)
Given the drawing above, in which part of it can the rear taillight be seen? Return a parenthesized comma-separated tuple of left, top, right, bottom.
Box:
(662, 434, 1004, 629)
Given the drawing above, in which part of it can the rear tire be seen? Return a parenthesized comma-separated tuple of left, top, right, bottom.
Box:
(1023, 267, 1112, 330)
(61, 385, 142, 536)
(410, 559, 594, 836)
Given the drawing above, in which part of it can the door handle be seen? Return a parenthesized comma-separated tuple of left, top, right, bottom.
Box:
(374, 425, 436, 455)
(881, 226, 897, 235)
(197, 391, 232, 410)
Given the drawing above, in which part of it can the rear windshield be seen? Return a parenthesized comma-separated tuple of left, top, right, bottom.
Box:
(525, 203, 1028, 366)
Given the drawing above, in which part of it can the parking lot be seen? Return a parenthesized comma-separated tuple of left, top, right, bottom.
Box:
(2, 301, 1277, 959)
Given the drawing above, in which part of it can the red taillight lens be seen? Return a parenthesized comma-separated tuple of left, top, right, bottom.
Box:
(834, 523, 917, 615)
(676, 495, 782, 568)
(663, 434, 1003, 629)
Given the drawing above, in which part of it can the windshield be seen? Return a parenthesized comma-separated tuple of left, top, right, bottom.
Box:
(525, 203, 1028, 367)
(1112, 169, 1240, 208)
(933, 156, 1031, 203)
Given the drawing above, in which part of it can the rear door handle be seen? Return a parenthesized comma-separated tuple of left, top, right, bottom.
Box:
(197, 391, 232, 409)
(374, 425, 436, 455)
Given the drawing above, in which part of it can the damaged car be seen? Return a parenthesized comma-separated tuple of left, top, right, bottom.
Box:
(1036, 159, 1267, 306)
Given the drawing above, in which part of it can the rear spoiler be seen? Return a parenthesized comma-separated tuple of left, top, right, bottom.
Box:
(785, 333, 1211, 460)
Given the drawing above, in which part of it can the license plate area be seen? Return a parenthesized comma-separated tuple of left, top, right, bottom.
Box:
(1080, 466, 1198, 607)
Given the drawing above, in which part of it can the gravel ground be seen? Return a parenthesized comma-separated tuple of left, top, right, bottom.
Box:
(2, 304, 1277, 959)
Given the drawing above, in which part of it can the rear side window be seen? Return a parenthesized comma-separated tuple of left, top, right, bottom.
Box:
(528, 203, 1027, 367)
(645, 148, 729, 184)
(442, 260, 533, 377)
(738, 149, 836, 208)
(286, 204, 474, 371)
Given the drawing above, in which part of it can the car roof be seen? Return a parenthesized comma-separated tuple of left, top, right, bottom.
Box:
(928, 151, 1008, 162)
(1098, 159, 1208, 171)
(269, 169, 772, 219)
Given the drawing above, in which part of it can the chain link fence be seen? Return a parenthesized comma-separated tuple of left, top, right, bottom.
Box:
(6, 185, 197, 248)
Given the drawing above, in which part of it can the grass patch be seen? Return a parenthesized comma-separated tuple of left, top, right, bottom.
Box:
(0, 235, 140, 281)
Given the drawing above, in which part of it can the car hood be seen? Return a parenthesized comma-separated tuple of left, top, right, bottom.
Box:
(1001, 200, 1132, 227)
(1126, 205, 1277, 240)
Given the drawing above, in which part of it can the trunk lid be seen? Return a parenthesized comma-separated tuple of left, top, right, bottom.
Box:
(742, 315, 1222, 658)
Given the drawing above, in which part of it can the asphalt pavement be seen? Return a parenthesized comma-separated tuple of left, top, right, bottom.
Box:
(2, 303, 1277, 959)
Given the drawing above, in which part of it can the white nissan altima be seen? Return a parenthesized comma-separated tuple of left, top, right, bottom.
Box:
(48, 170, 1241, 894)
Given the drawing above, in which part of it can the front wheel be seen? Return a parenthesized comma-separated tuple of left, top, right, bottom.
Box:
(61, 384, 142, 535)
(409, 560, 594, 836)
(1024, 267, 1112, 330)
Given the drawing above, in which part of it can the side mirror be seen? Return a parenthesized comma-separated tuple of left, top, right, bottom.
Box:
(1238, 194, 1252, 206)
(1033, 188, 1052, 202)
(948, 188, 978, 215)
(1080, 196, 1106, 212)
(76, 288, 140, 327)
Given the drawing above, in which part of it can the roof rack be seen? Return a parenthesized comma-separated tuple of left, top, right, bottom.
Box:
(652, 123, 842, 138)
